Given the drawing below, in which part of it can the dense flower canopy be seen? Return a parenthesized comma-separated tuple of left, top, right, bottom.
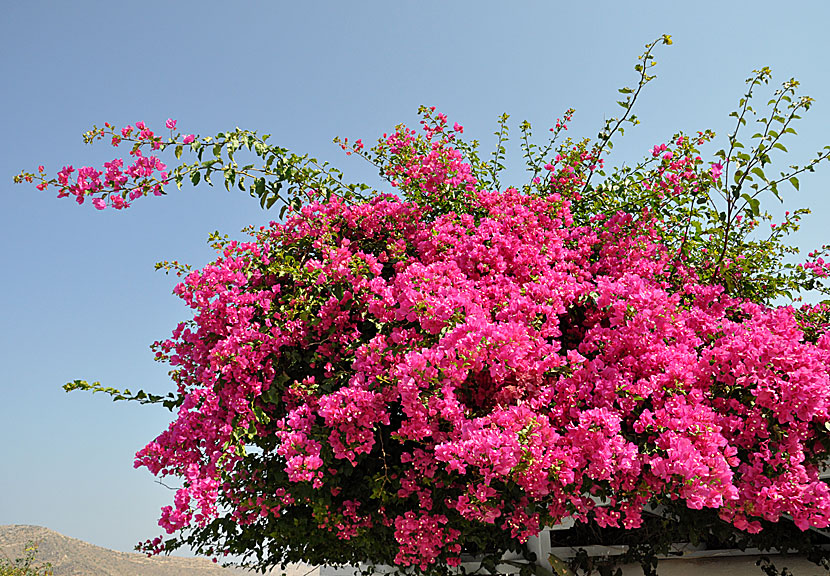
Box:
(18, 38, 830, 575)
(132, 185, 830, 569)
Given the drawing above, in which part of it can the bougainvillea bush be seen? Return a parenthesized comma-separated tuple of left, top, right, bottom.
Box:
(17, 38, 830, 575)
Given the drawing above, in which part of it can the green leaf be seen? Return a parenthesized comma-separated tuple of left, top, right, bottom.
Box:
(252, 405, 270, 425)
(548, 554, 576, 576)
(175, 144, 183, 160)
(261, 385, 281, 405)
(790, 176, 800, 190)
(191, 171, 201, 186)
(770, 180, 781, 200)
(750, 167, 767, 181)
(741, 193, 761, 216)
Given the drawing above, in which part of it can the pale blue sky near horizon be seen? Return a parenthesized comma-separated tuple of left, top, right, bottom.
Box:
(3, 0, 830, 556)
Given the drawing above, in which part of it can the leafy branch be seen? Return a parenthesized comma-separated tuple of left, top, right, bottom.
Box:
(169, 129, 372, 216)
(487, 113, 511, 189)
(580, 34, 674, 195)
(64, 379, 182, 411)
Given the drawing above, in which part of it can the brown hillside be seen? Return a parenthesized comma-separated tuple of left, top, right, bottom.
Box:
(0, 525, 318, 576)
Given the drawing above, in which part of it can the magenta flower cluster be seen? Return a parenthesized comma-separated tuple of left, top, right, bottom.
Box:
(18, 120, 196, 210)
(128, 125, 830, 567)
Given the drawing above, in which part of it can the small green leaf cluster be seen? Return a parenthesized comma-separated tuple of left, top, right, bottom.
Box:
(0, 544, 52, 576)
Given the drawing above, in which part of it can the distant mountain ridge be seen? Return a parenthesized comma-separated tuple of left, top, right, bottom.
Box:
(0, 525, 316, 576)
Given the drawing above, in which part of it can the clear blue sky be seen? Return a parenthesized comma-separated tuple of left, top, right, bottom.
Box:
(3, 0, 830, 555)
